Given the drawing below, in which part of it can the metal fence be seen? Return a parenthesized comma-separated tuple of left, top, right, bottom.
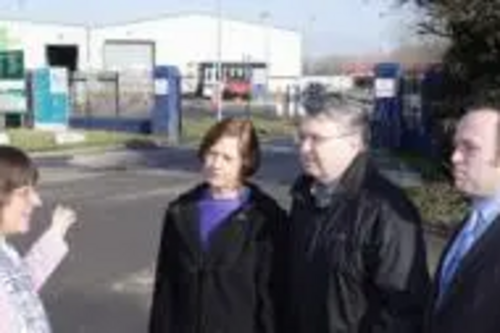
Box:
(70, 70, 154, 119)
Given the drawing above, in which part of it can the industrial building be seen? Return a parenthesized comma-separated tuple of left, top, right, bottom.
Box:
(0, 13, 302, 95)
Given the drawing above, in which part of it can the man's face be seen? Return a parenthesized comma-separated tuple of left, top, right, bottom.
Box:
(452, 110, 500, 197)
(297, 115, 361, 184)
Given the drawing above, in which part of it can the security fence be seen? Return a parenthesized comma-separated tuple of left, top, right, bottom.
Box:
(70, 70, 154, 119)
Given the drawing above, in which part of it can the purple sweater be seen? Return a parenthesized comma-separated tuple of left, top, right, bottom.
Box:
(198, 188, 249, 249)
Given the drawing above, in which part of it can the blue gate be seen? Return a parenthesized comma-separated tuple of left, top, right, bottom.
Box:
(371, 63, 403, 150)
(70, 65, 182, 142)
(371, 62, 441, 157)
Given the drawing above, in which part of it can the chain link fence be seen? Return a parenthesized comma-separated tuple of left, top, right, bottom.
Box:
(70, 70, 154, 119)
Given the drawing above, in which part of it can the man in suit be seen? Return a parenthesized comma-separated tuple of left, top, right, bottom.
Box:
(427, 106, 500, 332)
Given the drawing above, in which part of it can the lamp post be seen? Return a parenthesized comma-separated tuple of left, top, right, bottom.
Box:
(303, 15, 316, 75)
(259, 11, 270, 98)
(215, 0, 223, 120)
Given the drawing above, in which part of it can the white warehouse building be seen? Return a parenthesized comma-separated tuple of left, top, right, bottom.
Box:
(0, 20, 89, 70)
(0, 13, 302, 95)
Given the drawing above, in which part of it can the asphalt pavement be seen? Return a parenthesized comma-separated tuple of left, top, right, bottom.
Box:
(15, 141, 447, 333)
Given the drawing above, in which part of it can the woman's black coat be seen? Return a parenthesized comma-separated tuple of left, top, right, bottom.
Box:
(148, 183, 288, 333)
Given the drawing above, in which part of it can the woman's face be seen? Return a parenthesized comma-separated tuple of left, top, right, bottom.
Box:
(0, 185, 42, 235)
(202, 136, 244, 191)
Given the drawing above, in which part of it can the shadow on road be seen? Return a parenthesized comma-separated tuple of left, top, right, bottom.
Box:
(45, 287, 149, 333)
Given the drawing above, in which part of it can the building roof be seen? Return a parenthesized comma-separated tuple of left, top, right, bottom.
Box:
(0, 11, 298, 34)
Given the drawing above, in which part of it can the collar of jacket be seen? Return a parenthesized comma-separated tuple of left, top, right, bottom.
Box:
(170, 181, 272, 211)
(291, 152, 374, 203)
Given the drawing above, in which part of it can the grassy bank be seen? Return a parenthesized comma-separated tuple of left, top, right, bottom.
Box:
(181, 113, 296, 144)
(6, 129, 159, 152)
(3, 113, 295, 152)
(397, 151, 467, 230)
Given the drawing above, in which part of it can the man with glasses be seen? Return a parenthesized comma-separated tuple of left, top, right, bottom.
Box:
(287, 88, 430, 333)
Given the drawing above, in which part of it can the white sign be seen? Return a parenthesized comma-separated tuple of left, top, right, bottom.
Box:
(375, 78, 396, 98)
(0, 92, 26, 112)
(54, 131, 86, 145)
(0, 132, 10, 145)
(49, 68, 69, 95)
(252, 68, 267, 85)
(154, 79, 168, 95)
(0, 80, 24, 90)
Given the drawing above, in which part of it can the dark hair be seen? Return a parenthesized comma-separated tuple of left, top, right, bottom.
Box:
(198, 118, 261, 178)
(0, 145, 38, 204)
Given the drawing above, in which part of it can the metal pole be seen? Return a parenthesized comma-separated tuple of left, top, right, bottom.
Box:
(244, 54, 251, 118)
(86, 26, 91, 71)
(260, 11, 270, 97)
(216, 0, 223, 121)
(303, 15, 316, 75)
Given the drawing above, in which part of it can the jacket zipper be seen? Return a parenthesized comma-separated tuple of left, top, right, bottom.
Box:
(196, 256, 204, 333)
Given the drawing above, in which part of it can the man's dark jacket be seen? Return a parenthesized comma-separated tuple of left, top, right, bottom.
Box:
(425, 212, 500, 333)
(287, 153, 430, 333)
(148, 183, 287, 333)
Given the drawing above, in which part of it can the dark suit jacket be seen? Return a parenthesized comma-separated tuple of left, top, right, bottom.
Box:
(426, 214, 500, 333)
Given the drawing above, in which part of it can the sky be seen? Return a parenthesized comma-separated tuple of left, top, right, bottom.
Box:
(0, 0, 414, 57)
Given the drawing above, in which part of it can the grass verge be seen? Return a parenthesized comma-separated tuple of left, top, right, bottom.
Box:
(6, 129, 160, 152)
(181, 113, 296, 144)
(397, 151, 467, 230)
(4, 114, 296, 152)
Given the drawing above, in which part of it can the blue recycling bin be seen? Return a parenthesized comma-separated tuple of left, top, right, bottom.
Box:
(372, 63, 403, 150)
(151, 65, 182, 143)
(30, 67, 70, 129)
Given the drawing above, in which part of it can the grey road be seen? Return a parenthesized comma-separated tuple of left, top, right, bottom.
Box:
(14, 144, 447, 333)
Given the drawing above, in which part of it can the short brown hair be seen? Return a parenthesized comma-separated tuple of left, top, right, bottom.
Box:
(0, 145, 38, 205)
(198, 118, 260, 178)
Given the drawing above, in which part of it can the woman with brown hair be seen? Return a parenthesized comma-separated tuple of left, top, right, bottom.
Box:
(149, 118, 287, 333)
(0, 145, 76, 332)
